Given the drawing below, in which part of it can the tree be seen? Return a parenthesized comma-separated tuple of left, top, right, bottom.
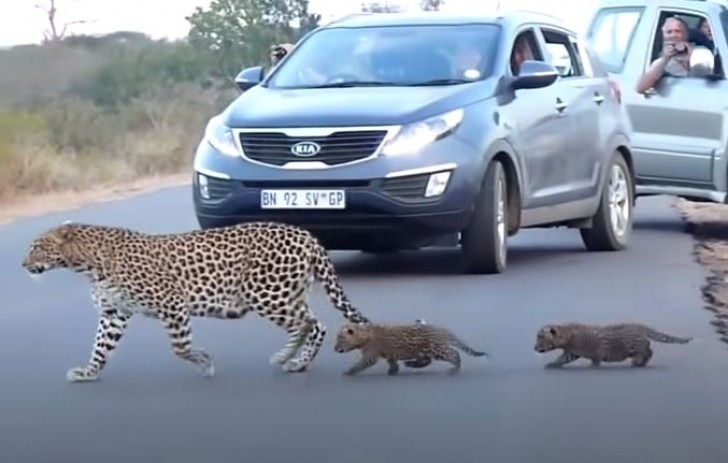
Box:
(35, 0, 96, 43)
(361, 1, 404, 13)
(186, 0, 320, 81)
(420, 0, 445, 11)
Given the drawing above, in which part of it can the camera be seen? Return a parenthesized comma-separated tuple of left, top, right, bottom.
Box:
(673, 42, 688, 54)
(271, 46, 288, 62)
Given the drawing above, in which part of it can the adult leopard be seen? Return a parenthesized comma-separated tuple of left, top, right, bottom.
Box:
(21, 220, 372, 382)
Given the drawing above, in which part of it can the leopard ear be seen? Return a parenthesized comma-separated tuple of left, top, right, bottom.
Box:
(51, 221, 76, 243)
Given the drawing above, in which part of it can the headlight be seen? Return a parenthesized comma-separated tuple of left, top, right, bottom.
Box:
(381, 108, 464, 156)
(204, 114, 239, 157)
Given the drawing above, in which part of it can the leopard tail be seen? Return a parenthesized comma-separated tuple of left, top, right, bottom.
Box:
(310, 240, 370, 325)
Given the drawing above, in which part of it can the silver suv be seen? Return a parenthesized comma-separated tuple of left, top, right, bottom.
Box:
(586, 0, 728, 203)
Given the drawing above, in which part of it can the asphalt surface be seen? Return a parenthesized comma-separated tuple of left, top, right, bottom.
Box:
(1, 188, 728, 463)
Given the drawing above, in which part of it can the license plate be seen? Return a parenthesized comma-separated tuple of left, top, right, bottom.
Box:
(260, 189, 346, 209)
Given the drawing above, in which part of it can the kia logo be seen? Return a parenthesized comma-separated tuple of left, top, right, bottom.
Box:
(290, 141, 321, 157)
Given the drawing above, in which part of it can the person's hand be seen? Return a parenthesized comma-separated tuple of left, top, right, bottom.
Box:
(662, 41, 678, 58)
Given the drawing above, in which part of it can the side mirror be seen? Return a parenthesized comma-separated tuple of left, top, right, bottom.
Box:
(511, 60, 560, 90)
(234, 66, 265, 92)
(690, 46, 717, 78)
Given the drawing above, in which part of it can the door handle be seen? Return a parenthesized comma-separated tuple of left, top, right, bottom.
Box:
(555, 98, 568, 113)
(642, 88, 658, 98)
(593, 92, 604, 104)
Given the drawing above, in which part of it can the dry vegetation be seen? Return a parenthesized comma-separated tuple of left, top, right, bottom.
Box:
(0, 34, 237, 220)
(0, 85, 231, 200)
(675, 198, 728, 348)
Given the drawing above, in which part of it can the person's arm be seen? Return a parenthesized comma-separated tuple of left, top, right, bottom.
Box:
(635, 56, 669, 93)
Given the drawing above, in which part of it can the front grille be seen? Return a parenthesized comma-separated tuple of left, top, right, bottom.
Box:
(238, 130, 388, 167)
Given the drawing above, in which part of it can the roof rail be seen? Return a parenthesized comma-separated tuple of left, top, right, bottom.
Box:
(324, 12, 376, 26)
(503, 8, 567, 23)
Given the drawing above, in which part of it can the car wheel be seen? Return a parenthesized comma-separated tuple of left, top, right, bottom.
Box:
(460, 159, 508, 274)
(580, 151, 634, 251)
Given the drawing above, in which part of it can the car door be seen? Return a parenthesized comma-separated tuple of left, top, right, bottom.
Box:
(503, 28, 575, 209)
(631, 75, 727, 186)
(535, 26, 603, 202)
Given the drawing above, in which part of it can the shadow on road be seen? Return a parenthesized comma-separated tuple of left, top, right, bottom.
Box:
(633, 217, 689, 234)
(331, 244, 585, 276)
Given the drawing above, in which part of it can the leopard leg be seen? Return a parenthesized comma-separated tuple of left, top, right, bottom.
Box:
(545, 350, 580, 368)
(67, 309, 131, 383)
(160, 307, 214, 378)
(266, 300, 311, 367)
(344, 353, 378, 376)
(631, 344, 653, 367)
(433, 346, 462, 374)
(404, 356, 433, 369)
(258, 293, 327, 373)
(283, 316, 327, 373)
(386, 357, 400, 375)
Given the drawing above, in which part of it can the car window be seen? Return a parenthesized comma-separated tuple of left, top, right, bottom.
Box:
(265, 24, 502, 88)
(509, 29, 544, 76)
(646, 10, 724, 78)
(541, 28, 584, 78)
(572, 38, 596, 77)
(586, 7, 644, 73)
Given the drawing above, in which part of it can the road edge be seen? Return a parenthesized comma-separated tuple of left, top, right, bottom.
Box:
(674, 198, 728, 349)
(0, 173, 192, 227)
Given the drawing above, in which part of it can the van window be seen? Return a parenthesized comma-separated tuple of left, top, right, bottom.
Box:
(586, 7, 644, 73)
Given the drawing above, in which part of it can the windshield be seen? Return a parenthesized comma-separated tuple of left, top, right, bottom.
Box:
(266, 23, 501, 88)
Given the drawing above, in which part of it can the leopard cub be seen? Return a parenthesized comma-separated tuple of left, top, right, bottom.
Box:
(534, 322, 692, 368)
(334, 322, 488, 376)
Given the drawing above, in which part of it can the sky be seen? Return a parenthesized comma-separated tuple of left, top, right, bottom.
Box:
(0, 0, 598, 47)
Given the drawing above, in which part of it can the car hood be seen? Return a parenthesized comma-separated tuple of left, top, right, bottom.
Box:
(222, 83, 494, 128)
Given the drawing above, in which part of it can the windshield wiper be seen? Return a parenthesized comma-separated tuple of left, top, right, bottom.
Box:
(405, 78, 472, 86)
(303, 80, 400, 88)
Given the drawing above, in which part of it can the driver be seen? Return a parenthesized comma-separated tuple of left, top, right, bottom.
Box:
(297, 45, 375, 86)
(510, 34, 534, 75)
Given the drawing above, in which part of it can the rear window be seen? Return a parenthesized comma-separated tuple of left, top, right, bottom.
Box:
(586, 7, 645, 73)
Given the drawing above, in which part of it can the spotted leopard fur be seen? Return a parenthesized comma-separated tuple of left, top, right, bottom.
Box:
(22, 220, 371, 382)
(334, 322, 488, 375)
(534, 322, 692, 368)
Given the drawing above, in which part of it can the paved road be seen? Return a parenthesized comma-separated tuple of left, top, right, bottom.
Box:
(1, 188, 728, 463)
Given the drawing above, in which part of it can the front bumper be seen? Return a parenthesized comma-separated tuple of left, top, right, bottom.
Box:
(191, 134, 484, 249)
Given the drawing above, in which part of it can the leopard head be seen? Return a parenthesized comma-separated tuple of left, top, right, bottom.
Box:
(22, 221, 89, 275)
(534, 324, 567, 353)
(334, 323, 373, 353)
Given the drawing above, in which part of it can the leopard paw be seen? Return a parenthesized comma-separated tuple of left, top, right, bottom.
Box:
(66, 367, 99, 383)
(282, 358, 309, 373)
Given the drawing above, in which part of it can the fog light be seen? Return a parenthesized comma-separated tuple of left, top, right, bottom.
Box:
(198, 173, 210, 199)
(425, 171, 451, 198)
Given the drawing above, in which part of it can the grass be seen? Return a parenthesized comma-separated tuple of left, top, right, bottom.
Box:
(0, 83, 236, 205)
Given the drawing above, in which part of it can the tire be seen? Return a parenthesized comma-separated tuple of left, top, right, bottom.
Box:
(460, 160, 509, 274)
(580, 151, 634, 251)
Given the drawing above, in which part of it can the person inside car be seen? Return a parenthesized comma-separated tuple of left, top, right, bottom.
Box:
(270, 43, 295, 66)
(698, 17, 713, 44)
(635, 16, 692, 93)
(510, 33, 535, 75)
